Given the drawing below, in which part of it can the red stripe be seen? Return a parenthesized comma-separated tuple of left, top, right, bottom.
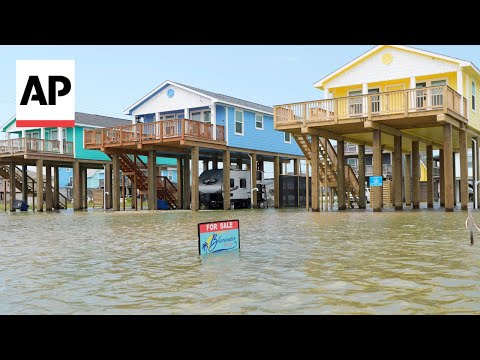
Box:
(16, 120, 75, 127)
(199, 220, 239, 233)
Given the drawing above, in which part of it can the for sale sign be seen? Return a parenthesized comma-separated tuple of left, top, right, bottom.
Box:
(198, 220, 240, 255)
(16, 60, 75, 127)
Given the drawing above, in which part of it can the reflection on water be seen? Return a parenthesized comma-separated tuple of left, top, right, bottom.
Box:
(1, 208, 480, 314)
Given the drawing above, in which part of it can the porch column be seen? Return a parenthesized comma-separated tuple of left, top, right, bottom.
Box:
(183, 154, 191, 210)
(372, 130, 382, 212)
(443, 124, 454, 211)
(457, 70, 464, 115)
(306, 161, 310, 210)
(148, 150, 156, 210)
(212, 155, 218, 170)
(452, 153, 457, 206)
(112, 154, 120, 211)
(439, 149, 445, 207)
(311, 135, 319, 212)
(184, 108, 189, 119)
(426, 145, 434, 208)
(191, 147, 199, 211)
(394, 136, 403, 210)
(358, 144, 366, 209)
(22, 165, 28, 203)
(82, 167, 88, 210)
(36, 159, 44, 212)
(223, 150, 231, 210)
(476, 137, 480, 207)
(473, 137, 479, 209)
(176, 158, 182, 209)
(460, 130, 469, 210)
(405, 154, 411, 207)
(58, 127, 64, 154)
(362, 83, 368, 116)
(40, 128, 45, 151)
(9, 162, 16, 212)
(45, 165, 53, 211)
(412, 141, 420, 209)
(274, 156, 280, 208)
(53, 166, 60, 210)
(211, 102, 217, 140)
(337, 140, 346, 210)
(104, 163, 112, 209)
(251, 152, 257, 208)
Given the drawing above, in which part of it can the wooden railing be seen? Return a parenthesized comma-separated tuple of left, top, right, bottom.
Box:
(0, 138, 74, 156)
(274, 85, 467, 126)
(84, 119, 225, 148)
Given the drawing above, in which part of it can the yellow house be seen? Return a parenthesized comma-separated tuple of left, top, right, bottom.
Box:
(274, 45, 479, 212)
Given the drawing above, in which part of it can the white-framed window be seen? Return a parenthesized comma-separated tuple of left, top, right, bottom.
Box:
(51, 129, 58, 140)
(167, 170, 173, 181)
(473, 81, 476, 112)
(191, 112, 201, 121)
(203, 111, 211, 124)
(255, 114, 263, 130)
(284, 132, 291, 143)
(235, 110, 244, 135)
(190, 110, 212, 123)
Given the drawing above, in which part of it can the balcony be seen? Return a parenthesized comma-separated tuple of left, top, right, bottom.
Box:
(0, 138, 74, 157)
(274, 85, 467, 129)
(84, 118, 226, 150)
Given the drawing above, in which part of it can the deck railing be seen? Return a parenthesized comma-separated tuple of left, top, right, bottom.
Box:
(84, 119, 225, 148)
(274, 85, 467, 126)
(0, 138, 74, 156)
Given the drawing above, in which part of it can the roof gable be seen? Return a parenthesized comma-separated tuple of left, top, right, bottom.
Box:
(315, 45, 473, 89)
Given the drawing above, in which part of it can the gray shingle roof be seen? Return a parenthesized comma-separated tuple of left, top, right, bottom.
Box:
(174, 82, 273, 114)
(75, 112, 131, 127)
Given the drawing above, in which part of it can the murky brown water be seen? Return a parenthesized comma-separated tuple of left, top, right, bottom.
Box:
(1, 207, 480, 314)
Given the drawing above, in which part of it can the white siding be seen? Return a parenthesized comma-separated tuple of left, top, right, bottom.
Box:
(131, 84, 213, 116)
(326, 47, 460, 88)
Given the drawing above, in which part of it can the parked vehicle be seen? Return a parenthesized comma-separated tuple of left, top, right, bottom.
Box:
(199, 168, 267, 210)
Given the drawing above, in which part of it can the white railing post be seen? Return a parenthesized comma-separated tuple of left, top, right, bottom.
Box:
(211, 102, 217, 140)
(58, 127, 64, 154)
(362, 83, 368, 116)
(457, 69, 464, 115)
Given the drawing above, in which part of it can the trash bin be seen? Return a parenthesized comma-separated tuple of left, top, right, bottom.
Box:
(157, 199, 170, 210)
(13, 199, 29, 211)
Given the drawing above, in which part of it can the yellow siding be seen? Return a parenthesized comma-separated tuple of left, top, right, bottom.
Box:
(420, 162, 427, 181)
(468, 72, 480, 132)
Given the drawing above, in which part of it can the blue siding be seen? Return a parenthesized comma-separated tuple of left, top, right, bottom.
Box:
(144, 114, 155, 123)
(215, 105, 225, 127)
(75, 126, 111, 161)
(226, 107, 303, 156)
(58, 167, 73, 187)
(161, 169, 178, 183)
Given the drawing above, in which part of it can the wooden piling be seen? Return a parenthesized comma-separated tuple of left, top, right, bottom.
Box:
(37, 159, 44, 212)
(112, 154, 120, 211)
(223, 150, 231, 210)
(439, 149, 445, 207)
(176, 158, 183, 209)
(274, 156, 280, 209)
(251, 153, 257, 208)
(104, 163, 112, 209)
(22, 165, 28, 203)
(412, 141, 420, 209)
(372, 130, 382, 212)
(443, 124, 454, 212)
(311, 136, 319, 212)
(426, 145, 434, 208)
(459, 130, 468, 210)
(45, 165, 53, 211)
(148, 150, 156, 210)
(337, 140, 346, 210)
(53, 166, 60, 209)
(191, 147, 199, 211)
(9, 162, 16, 212)
(358, 144, 366, 209)
(405, 154, 411, 207)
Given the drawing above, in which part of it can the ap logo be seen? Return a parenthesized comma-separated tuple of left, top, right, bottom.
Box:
(16, 60, 75, 127)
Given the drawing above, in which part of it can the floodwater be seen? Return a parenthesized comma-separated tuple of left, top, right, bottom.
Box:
(1, 207, 480, 314)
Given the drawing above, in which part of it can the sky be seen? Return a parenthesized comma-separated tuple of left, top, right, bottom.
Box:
(1, 45, 480, 174)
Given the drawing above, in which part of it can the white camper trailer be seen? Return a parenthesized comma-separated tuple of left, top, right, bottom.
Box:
(198, 168, 267, 210)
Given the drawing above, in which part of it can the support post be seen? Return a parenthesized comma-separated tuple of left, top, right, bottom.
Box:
(223, 150, 231, 210)
(426, 145, 434, 208)
(176, 158, 182, 209)
(183, 154, 191, 210)
(22, 165, 28, 203)
(274, 156, 280, 208)
(81, 167, 88, 209)
(251, 153, 257, 208)
(394, 136, 403, 210)
(112, 154, 120, 211)
(9, 162, 16, 212)
(405, 154, 411, 207)
(53, 166, 60, 209)
(212, 155, 218, 170)
(439, 149, 445, 207)
(148, 150, 156, 210)
(311, 136, 319, 212)
(452, 152, 457, 206)
(459, 129, 468, 210)
(104, 163, 112, 209)
(358, 144, 366, 209)
(372, 130, 382, 212)
(45, 165, 53, 211)
(237, 157, 243, 170)
(202, 160, 209, 172)
(412, 141, 420, 209)
(37, 159, 44, 212)
(337, 140, 346, 210)
(191, 147, 199, 211)
(443, 124, 454, 212)
(306, 161, 310, 210)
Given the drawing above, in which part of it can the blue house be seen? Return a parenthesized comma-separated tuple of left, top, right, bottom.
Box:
(83, 80, 305, 211)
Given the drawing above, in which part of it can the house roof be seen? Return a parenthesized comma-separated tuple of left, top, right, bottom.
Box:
(1, 112, 131, 132)
(314, 45, 480, 89)
(124, 80, 273, 115)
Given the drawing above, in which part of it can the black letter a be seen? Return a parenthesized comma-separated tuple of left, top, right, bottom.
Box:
(20, 76, 47, 105)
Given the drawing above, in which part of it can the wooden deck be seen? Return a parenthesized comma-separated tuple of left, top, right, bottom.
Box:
(84, 118, 226, 150)
(274, 85, 468, 134)
(0, 138, 74, 158)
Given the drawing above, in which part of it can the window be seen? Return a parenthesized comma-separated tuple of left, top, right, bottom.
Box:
(284, 132, 291, 143)
(431, 80, 447, 107)
(348, 90, 363, 115)
(167, 170, 173, 181)
(240, 178, 246, 188)
(255, 114, 263, 130)
(51, 129, 58, 140)
(473, 81, 476, 111)
(203, 111, 211, 124)
(347, 158, 357, 166)
(235, 110, 244, 135)
(230, 179, 234, 188)
(191, 112, 201, 121)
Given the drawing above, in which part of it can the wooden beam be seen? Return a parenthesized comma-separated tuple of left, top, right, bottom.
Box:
(443, 124, 454, 211)
(37, 159, 44, 212)
(45, 165, 52, 211)
(176, 158, 182, 209)
(372, 130, 382, 212)
(104, 163, 112, 209)
(147, 150, 156, 210)
(412, 141, 420, 209)
(405, 154, 411, 207)
(191, 147, 199, 211)
(274, 156, 280, 209)
(301, 126, 344, 141)
(439, 149, 445, 207)
(358, 145, 366, 209)
(112, 154, 120, 211)
(251, 152, 257, 208)
(394, 136, 403, 210)
(9, 162, 16, 212)
(22, 165, 28, 203)
(183, 154, 191, 210)
(460, 129, 468, 210)
(223, 150, 231, 210)
(337, 140, 346, 210)
(437, 113, 462, 130)
(310, 136, 319, 212)
(426, 145, 434, 208)
(53, 166, 60, 210)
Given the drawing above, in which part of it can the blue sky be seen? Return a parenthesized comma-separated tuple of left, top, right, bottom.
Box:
(2, 45, 480, 126)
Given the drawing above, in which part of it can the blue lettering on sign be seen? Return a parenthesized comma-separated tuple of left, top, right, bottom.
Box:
(370, 176, 383, 187)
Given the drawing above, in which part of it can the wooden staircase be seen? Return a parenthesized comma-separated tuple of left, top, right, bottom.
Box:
(111, 154, 177, 208)
(293, 134, 361, 206)
(0, 164, 67, 209)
